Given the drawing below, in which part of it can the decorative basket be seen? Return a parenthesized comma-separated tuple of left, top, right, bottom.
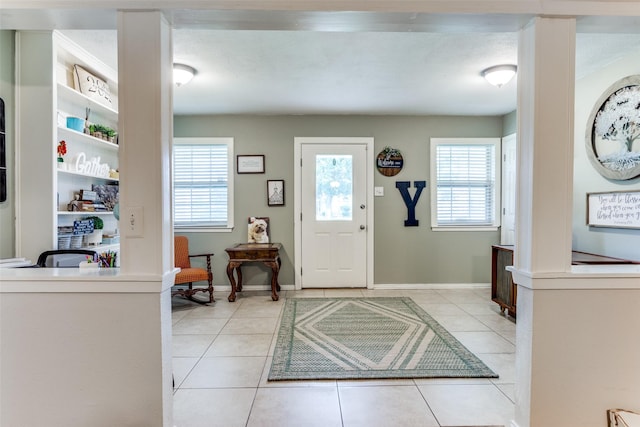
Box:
(57, 234, 71, 250)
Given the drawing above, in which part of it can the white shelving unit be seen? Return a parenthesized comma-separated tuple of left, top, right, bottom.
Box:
(16, 30, 120, 265)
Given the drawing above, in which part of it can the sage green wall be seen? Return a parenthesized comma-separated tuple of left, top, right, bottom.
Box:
(0, 31, 15, 259)
(572, 52, 640, 260)
(503, 110, 517, 136)
(175, 115, 503, 286)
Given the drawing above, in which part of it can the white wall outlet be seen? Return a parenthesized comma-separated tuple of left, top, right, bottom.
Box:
(374, 186, 384, 197)
(126, 206, 144, 238)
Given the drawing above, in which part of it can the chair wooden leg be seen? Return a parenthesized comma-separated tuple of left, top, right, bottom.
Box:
(207, 278, 214, 303)
(172, 280, 213, 304)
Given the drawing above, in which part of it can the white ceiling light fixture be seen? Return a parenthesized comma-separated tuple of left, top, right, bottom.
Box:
(173, 63, 196, 87)
(482, 64, 517, 88)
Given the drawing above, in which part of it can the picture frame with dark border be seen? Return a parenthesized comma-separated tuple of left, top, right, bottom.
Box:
(267, 179, 285, 206)
(237, 154, 265, 174)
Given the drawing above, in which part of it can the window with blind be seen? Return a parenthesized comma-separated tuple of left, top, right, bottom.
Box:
(430, 138, 501, 230)
(173, 137, 234, 230)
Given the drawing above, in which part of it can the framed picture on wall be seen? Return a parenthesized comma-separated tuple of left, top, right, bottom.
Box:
(237, 155, 265, 174)
(586, 190, 640, 229)
(267, 180, 285, 206)
(585, 75, 640, 181)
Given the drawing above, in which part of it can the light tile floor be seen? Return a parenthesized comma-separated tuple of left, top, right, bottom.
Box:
(172, 287, 516, 427)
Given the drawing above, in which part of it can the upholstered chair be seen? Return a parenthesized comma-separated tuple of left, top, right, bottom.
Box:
(172, 235, 214, 303)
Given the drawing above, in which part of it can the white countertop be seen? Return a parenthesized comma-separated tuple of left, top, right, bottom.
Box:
(507, 264, 640, 290)
(0, 267, 179, 293)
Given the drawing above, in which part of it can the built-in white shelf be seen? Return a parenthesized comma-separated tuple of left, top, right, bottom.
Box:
(16, 31, 120, 258)
(57, 211, 115, 216)
(57, 83, 118, 119)
(57, 168, 119, 182)
(57, 126, 119, 151)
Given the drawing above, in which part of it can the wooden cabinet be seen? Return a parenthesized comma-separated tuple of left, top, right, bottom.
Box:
(491, 245, 516, 318)
(490, 245, 638, 319)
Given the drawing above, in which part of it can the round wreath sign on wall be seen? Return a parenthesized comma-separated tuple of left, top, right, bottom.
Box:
(376, 147, 404, 177)
(586, 75, 640, 180)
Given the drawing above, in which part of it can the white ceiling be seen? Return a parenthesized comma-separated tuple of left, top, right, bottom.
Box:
(59, 29, 520, 116)
(4, 8, 638, 117)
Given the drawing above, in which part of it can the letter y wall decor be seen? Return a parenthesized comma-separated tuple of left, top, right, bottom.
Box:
(396, 181, 426, 226)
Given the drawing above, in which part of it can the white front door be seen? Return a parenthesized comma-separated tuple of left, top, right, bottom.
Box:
(295, 138, 373, 288)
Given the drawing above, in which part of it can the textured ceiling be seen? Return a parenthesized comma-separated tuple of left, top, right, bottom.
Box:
(4, 9, 640, 116)
(59, 27, 640, 116)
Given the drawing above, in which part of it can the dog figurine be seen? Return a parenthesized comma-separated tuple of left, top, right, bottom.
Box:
(248, 217, 269, 243)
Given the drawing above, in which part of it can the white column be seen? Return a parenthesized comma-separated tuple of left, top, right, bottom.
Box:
(515, 17, 576, 275)
(117, 11, 175, 426)
(513, 17, 640, 427)
(513, 16, 576, 427)
(118, 11, 174, 276)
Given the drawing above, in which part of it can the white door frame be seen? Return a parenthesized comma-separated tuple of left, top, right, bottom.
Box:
(294, 137, 375, 290)
(501, 133, 517, 245)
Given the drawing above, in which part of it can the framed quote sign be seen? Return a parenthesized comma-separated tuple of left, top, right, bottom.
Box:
(587, 190, 640, 229)
(237, 155, 265, 174)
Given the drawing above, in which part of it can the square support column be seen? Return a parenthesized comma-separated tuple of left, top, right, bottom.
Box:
(118, 11, 174, 276)
(513, 16, 577, 427)
(513, 17, 640, 427)
(117, 11, 175, 425)
(515, 17, 576, 275)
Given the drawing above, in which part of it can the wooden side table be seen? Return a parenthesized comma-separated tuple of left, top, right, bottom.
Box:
(225, 243, 282, 302)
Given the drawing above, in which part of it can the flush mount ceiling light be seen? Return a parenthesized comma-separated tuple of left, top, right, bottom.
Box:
(173, 63, 196, 87)
(482, 64, 517, 88)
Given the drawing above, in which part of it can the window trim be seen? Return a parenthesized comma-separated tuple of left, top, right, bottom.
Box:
(173, 137, 234, 232)
(430, 137, 501, 231)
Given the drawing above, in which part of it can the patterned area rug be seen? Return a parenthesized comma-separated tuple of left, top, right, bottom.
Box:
(268, 297, 498, 381)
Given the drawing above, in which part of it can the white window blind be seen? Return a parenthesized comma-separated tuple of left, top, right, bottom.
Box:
(431, 138, 500, 228)
(173, 137, 233, 229)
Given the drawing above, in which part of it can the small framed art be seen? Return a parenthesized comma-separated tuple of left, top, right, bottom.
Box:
(267, 180, 285, 206)
(237, 155, 265, 174)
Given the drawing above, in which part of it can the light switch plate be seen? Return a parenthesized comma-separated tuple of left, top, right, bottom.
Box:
(374, 186, 384, 197)
(126, 206, 144, 237)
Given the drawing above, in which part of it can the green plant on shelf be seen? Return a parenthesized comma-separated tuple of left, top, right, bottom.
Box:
(85, 215, 104, 230)
(88, 124, 117, 141)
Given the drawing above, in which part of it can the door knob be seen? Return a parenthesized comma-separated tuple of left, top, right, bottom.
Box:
(360, 225, 366, 230)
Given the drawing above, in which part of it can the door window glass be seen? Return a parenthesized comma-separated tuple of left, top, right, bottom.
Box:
(315, 154, 353, 221)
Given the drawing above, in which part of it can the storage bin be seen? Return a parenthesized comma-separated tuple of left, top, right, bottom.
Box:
(58, 234, 71, 250)
(66, 117, 84, 132)
(102, 235, 120, 245)
(70, 235, 83, 249)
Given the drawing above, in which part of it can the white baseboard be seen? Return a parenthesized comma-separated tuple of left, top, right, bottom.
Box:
(373, 283, 490, 290)
(211, 283, 489, 292)
(212, 284, 295, 292)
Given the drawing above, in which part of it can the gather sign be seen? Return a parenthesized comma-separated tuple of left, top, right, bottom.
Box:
(74, 152, 110, 178)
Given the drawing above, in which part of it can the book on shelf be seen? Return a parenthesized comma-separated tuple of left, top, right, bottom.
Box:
(80, 201, 108, 211)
